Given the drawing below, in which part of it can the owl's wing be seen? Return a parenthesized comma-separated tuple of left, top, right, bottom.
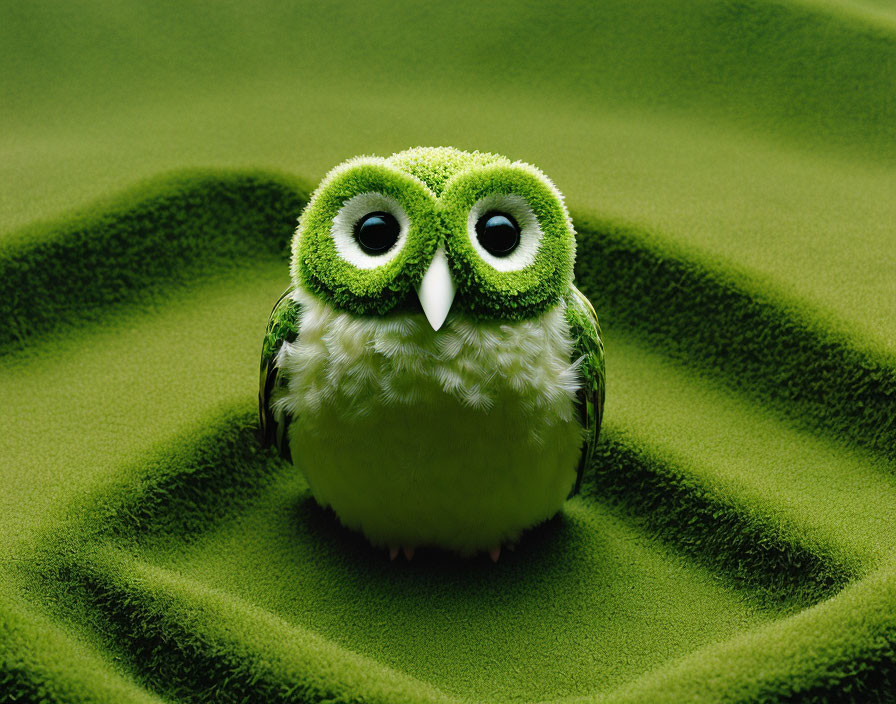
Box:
(565, 284, 606, 498)
(258, 287, 302, 462)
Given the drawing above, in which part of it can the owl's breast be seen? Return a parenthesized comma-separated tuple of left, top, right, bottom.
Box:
(271, 287, 585, 553)
(274, 287, 581, 431)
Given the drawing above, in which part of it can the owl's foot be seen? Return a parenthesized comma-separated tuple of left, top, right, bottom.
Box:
(488, 539, 519, 562)
(387, 543, 513, 561)
(387, 545, 416, 561)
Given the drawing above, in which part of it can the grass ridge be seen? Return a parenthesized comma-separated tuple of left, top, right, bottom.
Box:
(596, 561, 896, 704)
(573, 213, 896, 461)
(584, 429, 858, 608)
(49, 403, 286, 549)
(5, 405, 299, 702)
(0, 581, 164, 704)
(39, 545, 459, 704)
(31, 384, 856, 612)
(15, 401, 865, 703)
(0, 169, 309, 353)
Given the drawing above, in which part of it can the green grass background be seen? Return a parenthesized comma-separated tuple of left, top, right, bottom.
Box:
(1, 1, 895, 702)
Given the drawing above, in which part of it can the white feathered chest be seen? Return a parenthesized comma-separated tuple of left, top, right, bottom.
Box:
(270, 286, 586, 555)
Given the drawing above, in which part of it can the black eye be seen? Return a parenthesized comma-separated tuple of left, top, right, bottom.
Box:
(475, 211, 520, 257)
(354, 211, 400, 254)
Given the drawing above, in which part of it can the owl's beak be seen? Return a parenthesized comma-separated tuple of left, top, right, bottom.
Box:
(416, 247, 456, 331)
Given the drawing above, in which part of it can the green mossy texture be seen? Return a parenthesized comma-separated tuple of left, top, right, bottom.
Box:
(440, 157, 576, 320)
(1, 168, 894, 704)
(295, 158, 442, 316)
(573, 215, 896, 462)
(0, 170, 310, 352)
(387, 147, 503, 197)
(294, 147, 575, 320)
(3, 1, 896, 702)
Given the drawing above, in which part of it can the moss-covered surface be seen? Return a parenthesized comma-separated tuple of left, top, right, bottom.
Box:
(3, 2, 896, 702)
(3, 1, 895, 351)
(1, 167, 894, 703)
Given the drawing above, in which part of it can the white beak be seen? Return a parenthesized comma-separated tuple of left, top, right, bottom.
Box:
(415, 247, 456, 331)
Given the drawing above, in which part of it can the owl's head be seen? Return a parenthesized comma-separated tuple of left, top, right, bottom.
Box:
(291, 146, 576, 329)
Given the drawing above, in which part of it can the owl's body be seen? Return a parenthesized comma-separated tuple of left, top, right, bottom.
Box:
(260, 147, 604, 559)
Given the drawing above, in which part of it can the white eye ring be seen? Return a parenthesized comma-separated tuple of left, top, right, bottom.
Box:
(467, 194, 543, 271)
(331, 192, 410, 269)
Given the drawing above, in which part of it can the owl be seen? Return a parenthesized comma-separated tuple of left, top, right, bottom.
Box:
(259, 147, 604, 561)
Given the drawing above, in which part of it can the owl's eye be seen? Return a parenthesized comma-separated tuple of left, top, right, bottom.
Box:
(475, 212, 520, 257)
(355, 212, 400, 254)
(466, 194, 543, 272)
(330, 192, 409, 269)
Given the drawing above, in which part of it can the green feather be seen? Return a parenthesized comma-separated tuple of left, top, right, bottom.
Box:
(565, 284, 606, 497)
(258, 287, 302, 461)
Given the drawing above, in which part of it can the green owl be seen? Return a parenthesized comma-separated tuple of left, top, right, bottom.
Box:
(259, 147, 604, 561)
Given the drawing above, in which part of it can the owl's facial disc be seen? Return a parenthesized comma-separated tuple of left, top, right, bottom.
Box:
(294, 154, 575, 321)
(416, 247, 456, 331)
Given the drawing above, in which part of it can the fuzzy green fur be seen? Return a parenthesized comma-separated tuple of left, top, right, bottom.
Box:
(439, 158, 576, 320)
(293, 158, 442, 316)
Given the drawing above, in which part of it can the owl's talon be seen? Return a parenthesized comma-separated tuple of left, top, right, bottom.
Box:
(489, 545, 501, 563)
(388, 546, 399, 561)
(402, 546, 415, 560)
